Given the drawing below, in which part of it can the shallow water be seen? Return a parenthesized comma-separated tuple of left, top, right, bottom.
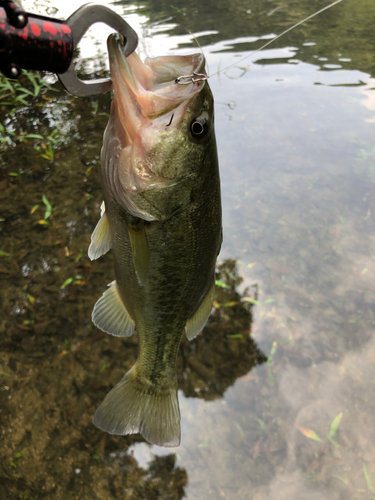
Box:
(1, 0, 375, 499)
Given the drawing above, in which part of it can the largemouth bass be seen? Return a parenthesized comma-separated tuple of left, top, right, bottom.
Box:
(89, 33, 222, 447)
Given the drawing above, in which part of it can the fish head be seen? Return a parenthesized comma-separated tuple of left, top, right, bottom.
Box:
(102, 33, 217, 220)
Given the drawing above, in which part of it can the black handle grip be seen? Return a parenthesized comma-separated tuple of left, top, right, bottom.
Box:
(0, 6, 73, 77)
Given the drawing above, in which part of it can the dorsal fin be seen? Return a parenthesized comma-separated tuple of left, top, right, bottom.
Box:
(185, 280, 215, 340)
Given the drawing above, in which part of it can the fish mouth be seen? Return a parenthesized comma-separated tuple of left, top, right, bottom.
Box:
(103, 33, 208, 214)
(107, 33, 206, 141)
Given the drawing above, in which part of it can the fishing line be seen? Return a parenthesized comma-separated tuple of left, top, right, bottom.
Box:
(185, 28, 210, 77)
(209, 0, 345, 78)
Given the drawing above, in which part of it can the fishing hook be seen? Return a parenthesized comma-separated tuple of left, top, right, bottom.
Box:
(175, 73, 208, 85)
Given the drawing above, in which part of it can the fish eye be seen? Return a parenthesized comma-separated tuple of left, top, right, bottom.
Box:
(190, 117, 208, 139)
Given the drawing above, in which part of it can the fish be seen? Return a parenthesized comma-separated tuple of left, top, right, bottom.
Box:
(88, 33, 222, 447)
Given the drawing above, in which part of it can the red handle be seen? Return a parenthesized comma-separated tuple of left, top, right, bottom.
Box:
(0, 7, 73, 76)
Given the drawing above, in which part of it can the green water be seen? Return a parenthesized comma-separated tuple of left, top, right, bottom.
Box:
(1, 0, 375, 498)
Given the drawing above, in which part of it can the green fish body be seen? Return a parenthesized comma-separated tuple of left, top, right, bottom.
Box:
(90, 34, 221, 447)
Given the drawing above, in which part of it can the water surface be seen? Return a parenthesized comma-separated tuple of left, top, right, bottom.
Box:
(1, 0, 375, 499)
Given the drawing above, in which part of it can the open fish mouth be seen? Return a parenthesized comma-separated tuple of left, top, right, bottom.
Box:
(108, 33, 206, 138)
(102, 33, 210, 219)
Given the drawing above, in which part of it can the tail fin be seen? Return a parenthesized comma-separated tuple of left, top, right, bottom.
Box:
(92, 365, 181, 447)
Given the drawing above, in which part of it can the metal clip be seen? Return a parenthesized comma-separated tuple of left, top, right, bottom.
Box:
(57, 3, 138, 97)
(175, 73, 208, 85)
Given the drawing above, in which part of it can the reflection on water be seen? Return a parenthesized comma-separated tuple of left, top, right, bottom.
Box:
(1, 0, 375, 498)
(178, 260, 266, 401)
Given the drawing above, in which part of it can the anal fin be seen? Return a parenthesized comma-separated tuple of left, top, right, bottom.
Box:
(92, 281, 135, 337)
(88, 202, 112, 260)
(185, 280, 215, 341)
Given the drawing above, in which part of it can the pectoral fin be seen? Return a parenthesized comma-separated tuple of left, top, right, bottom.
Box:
(92, 281, 135, 337)
(185, 281, 215, 341)
(127, 220, 149, 286)
(88, 202, 112, 260)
